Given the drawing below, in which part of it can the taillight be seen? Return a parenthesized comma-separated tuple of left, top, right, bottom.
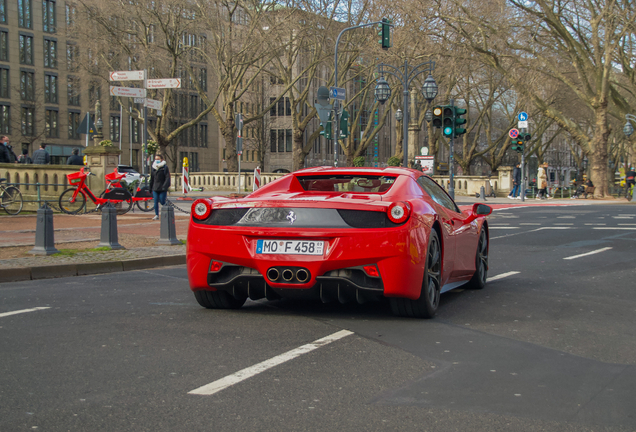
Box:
(210, 261, 223, 272)
(362, 265, 380, 278)
(387, 201, 410, 224)
(192, 199, 212, 220)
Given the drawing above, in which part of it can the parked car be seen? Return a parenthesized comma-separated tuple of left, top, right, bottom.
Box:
(186, 167, 492, 318)
(116, 165, 142, 186)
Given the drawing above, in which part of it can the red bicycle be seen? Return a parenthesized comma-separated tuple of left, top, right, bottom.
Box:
(59, 167, 133, 214)
(102, 168, 154, 212)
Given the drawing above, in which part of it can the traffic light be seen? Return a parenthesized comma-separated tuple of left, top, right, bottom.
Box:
(320, 112, 333, 140)
(516, 132, 531, 153)
(511, 138, 521, 152)
(454, 108, 467, 136)
(442, 106, 454, 137)
(379, 18, 391, 50)
(339, 109, 349, 138)
(432, 106, 444, 128)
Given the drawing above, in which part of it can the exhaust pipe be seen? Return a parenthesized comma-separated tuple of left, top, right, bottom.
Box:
(296, 269, 310, 283)
(282, 269, 294, 281)
(267, 268, 280, 282)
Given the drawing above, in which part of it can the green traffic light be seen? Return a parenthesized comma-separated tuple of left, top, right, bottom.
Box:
(443, 126, 453, 136)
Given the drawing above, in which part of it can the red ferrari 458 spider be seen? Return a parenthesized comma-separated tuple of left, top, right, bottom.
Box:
(186, 167, 491, 318)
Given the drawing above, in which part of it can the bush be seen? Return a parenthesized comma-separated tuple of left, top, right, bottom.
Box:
(387, 156, 401, 167)
(99, 139, 113, 147)
(353, 156, 365, 167)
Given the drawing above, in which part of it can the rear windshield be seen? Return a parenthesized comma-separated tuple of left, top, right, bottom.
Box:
(117, 166, 137, 173)
(296, 175, 396, 193)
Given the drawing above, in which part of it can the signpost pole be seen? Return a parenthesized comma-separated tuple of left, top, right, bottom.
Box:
(85, 112, 89, 147)
(119, 104, 123, 164)
(143, 69, 148, 176)
(448, 98, 455, 200)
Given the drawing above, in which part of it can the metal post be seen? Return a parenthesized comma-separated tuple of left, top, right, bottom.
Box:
(143, 69, 148, 176)
(119, 104, 123, 164)
(237, 149, 241, 193)
(521, 152, 526, 202)
(448, 98, 455, 200)
(85, 111, 89, 148)
(402, 87, 409, 168)
(36, 183, 41, 207)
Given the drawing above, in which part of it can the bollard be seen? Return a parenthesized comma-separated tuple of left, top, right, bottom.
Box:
(97, 203, 125, 250)
(480, 186, 486, 201)
(29, 203, 60, 255)
(156, 205, 181, 245)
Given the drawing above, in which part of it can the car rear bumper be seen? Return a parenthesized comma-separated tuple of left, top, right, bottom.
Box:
(186, 222, 429, 300)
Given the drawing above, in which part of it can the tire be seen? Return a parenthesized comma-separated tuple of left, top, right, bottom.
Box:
(58, 188, 86, 214)
(194, 289, 247, 309)
(135, 199, 154, 212)
(99, 190, 133, 215)
(1, 186, 23, 215)
(466, 229, 488, 289)
(390, 230, 442, 319)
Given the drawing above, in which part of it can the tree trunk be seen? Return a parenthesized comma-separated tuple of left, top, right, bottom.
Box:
(223, 125, 238, 172)
(292, 131, 305, 171)
(590, 107, 611, 198)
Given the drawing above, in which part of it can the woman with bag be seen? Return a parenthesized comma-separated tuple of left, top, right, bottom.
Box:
(536, 162, 548, 200)
(149, 154, 171, 220)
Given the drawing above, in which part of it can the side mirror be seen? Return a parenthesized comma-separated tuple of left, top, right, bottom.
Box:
(464, 203, 492, 224)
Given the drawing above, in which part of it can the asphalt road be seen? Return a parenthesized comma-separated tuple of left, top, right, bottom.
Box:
(1, 204, 635, 431)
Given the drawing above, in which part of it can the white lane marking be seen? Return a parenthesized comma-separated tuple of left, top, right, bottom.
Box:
(593, 227, 636, 230)
(491, 226, 573, 240)
(563, 247, 613, 260)
(613, 216, 634, 219)
(536, 227, 572, 230)
(0, 307, 51, 318)
(557, 216, 576, 219)
(488, 271, 520, 282)
(188, 330, 354, 396)
(585, 223, 606, 226)
(618, 224, 636, 226)
(490, 227, 519, 229)
(520, 223, 541, 226)
(555, 223, 574, 225)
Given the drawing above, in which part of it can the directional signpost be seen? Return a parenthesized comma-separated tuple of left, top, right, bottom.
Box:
(109, 70, 144, 81)
(145, 99, 163, 110)
(517, 112, 529, 202)
(146, 78, 181, 89)
(329, 87, 346, 100)
(110, 86, 146, 98)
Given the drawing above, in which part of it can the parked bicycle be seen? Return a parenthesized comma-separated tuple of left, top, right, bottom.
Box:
(59, 167, 133, 215)
(0, 177, 23, 215)
(103, 168, 154, 212)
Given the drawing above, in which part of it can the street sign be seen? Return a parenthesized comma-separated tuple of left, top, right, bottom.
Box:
(329, 87, 346, 100)
(509, 128, 520, 139)
(77, 114, 95, 136)
(110, 86, 146, 98)
(146, 78, 181, 89)
(518, 120, 528, 129)
(518, 112, 528, 122)
(133, 98, 145, 104)
(145, 98, 163, 110)
(109, 70, 144, 81)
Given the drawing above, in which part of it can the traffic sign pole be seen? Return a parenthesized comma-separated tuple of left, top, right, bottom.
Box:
(448, 98, 455, 200)
(143, 69, 148, 176)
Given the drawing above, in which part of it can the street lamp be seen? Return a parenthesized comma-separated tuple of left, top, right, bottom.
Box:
(377, 60, 436, 169)
(374, 78, 391, 104)
(395, 109, 403, 122)
(624, 114, 636, 137)
(424, 110, 432, 122)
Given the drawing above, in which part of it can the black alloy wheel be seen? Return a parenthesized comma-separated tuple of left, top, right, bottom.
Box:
(391, 230, 442, 318)
(467, 229, 488, 289)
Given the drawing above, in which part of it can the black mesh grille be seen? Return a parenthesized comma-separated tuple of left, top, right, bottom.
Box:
(337, 210, 404, 228)
(195, 208, 250, 226)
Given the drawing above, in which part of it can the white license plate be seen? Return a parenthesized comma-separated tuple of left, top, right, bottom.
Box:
(256, 240, 324, 255)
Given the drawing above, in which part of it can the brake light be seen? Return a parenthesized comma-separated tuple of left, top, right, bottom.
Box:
(210, 261, 223, 272)
(192, 199, 212, 220)
(387, 201, 410, 224)
(363, 265, 380, 278)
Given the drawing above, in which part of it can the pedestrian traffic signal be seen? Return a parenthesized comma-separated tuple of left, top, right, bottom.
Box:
(339, 110, 350, 138)
(432, 106, 444, 128)
(454, 108, 467, 136)
(443, 107, 454, 137)
(320, 112, 333, 140)
(511, 139, 522, 152)
(379, 18, 391, 50)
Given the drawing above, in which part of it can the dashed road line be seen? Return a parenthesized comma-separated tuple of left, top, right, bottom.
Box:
(490, 227, 519, 229)
(520, 223, 541, 226)
(563, 247, 613, 260)
(488, 271, 520, 282)
(593, 227, 636, 230)
(0, 307, 51, 318)
(188, 330, 354, 396)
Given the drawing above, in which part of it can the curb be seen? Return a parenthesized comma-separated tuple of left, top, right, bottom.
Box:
(0, 254, 186, 283)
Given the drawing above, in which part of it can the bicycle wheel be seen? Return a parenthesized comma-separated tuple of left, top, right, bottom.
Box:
(98, 190, 133, 215)
(1, 186, 23, 215)
(135, 198, 154, 212)
(59, 188, 86, 214)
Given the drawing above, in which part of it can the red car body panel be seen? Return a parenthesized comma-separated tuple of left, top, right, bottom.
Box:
(186, 167, 488, 301)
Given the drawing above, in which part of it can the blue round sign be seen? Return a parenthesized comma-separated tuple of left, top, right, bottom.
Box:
(518, 112, 528, 122)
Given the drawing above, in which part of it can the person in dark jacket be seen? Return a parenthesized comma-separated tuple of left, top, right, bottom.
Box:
(66, 148, 84, 165)
(149, 154, 171, 220)
(508, 163, 522, 199)
(18, 148, 32, 164)
(32, 144, 51, 164)
(1, 136, 17, 163)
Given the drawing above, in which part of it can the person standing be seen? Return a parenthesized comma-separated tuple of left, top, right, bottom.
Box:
(0, 136, 17, 163)
(149, 154, 171, 221)
(536, 162, 548, 200)
(18, 149, 32, 164)
(66, 148, 84, 165)
(508, 163, 521, 199)
(32, 144, 51, 164)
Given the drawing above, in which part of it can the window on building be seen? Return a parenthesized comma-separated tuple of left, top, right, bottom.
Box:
(0, 30, 7, 61)
(0, 104, 9, 134)
(269, 97, 276, 117)
(277, 98, 284, 116)
(110, 96, 119, 111)
(0, 67, 8, 98)
(200, 123, 207, 147)
(285, 97, 291, 116)
(20, 71, 34, 100)
(286, 129, 292, 152)
(44, 38, 57, 67)
(200, 68, 207, 90)
(65, 3, 75, 28)
(45, 109, 58, 137)
(44, 74, 57, 103)
(19, 34, 34, 64)
(21, 106, 35, 135)
(18, 0, 32, 28)
(67, 76, 79, 105)
(131, 118, 140, 143)
(42, 0, 55, 32)
(68, 111, 80, 139)
(189, 152, 199, 172)
(277, 129, 284, 152)
(270, 130, 276, 152)
(190, 94, 198, 118)
(89, 81, 100, 106)
(0, 0, 6, 23)
(66, 43, 78, 72)
(109, 116, 120, 141)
